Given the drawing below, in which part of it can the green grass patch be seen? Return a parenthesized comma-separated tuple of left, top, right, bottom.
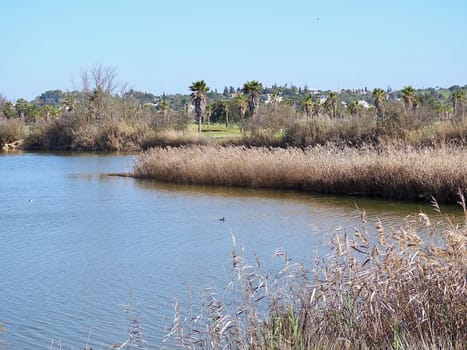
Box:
(188, 122, 243, 138)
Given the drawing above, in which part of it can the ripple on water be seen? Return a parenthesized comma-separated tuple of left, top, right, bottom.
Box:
(0, 153, 463, 348)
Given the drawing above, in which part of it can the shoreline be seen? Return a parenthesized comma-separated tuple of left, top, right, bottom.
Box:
(3, 141, 466, 204)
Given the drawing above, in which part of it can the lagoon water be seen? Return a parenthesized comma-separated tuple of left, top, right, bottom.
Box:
(0, 152, 459, 349)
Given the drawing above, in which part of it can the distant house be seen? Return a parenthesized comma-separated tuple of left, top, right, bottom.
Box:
(357, 100, 371, 109)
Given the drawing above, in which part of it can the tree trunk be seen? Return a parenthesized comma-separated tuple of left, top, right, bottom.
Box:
(197, 112, 202, 133)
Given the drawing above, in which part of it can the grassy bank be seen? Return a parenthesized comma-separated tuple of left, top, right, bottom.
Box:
(133, 145, 467, 203)
(166, 207, 467, 349)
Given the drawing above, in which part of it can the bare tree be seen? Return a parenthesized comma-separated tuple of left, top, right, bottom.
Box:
(0, 94, 7, 107)
(79, 64, 119, 124)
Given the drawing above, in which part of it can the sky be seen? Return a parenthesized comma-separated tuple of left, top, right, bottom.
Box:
(1, 0, 466, 100)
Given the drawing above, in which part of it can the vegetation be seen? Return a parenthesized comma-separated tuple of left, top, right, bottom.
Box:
(190, 80, 210, 133)
(372, 88, 386, 120)
(0, 69, 465, 151)
(1, 72, 466, 348)
(242, 80, 263, 118)
(0, 118, 25, 148)
(165, 204, 467, 349)
(134, 145, 467, 203)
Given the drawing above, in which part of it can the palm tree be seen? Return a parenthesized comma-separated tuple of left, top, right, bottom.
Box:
(242, 81, 263, 117)
(189, 80, 209, 133)
(206, 104, 214, 128)
(347, 101, 358, 117)
(234, 93, 248, 134)
(219, 101, 230, 127)
(269, 90, 280, 111)
(451, 89, 465, 119)
(50, 107, 61, 119)
(401, 86, 416, 112)
(313, 100, 321, 117)
(325, 92, 338, 118)
(15, 98, 30, 120)
(302, 93, 314, 118)
(434, 103, 451, 120)
(159, 99, 170, 121)
(372, 88, 386, 120)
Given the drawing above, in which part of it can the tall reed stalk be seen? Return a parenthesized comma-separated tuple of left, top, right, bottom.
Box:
(164, 201, 467, 349)
(134, 145, 467, 203)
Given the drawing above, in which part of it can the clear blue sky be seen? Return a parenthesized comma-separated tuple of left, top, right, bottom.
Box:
(1, 0, 466, 100)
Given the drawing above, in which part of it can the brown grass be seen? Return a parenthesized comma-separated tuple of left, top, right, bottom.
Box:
(134, 145, 467, 203)
(283, 114, 467, 148)
(164, 203, 467, 349)
(0, 118, 25, 147)
(142, 129, 212, 148)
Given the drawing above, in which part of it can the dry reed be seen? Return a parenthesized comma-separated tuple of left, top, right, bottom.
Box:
(164, 203, 467, 349)
(134, 145, 467, 203)
(142, 129, 212, 148)
(0, 118, 25, 147)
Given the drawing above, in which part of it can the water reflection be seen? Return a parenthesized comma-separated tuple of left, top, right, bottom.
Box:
(0, 152, 463, 349)
(134, 178, 462, 225)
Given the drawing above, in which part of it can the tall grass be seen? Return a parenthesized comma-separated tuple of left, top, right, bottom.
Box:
(0, 118, 25, 148)
(165, 203, 467, 349)
(142, 129, 213, 148)
(283, 114, 467, 148)
(134, 145, 467, 203)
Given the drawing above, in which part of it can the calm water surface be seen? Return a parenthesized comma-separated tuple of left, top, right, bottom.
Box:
(0, 152, 460, 349)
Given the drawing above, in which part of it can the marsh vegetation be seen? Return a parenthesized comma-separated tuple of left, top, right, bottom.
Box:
(165, 203, 466, 349)
(134, 145, 466, 203)
(0, 67, 465, 151)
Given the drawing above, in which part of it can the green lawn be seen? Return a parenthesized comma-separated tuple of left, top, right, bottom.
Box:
(188, 122, 243, 138)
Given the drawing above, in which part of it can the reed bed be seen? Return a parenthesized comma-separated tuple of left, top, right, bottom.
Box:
(142, 129, 212, 148)
(165, 205, 467, 349)
(134, 145, 467, 203)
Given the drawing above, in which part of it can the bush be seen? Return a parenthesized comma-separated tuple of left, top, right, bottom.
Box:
(0, 118, 24, 147)
(283, 116, 378, 147)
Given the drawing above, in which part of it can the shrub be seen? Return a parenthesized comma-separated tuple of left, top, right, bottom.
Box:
(0, 118, 25, 147)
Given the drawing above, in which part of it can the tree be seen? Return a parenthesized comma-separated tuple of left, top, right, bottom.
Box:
(0, 94, 7, 107)
(269, 91, 280, 111)
(347, 101, 358, 117)
(451, 89, 465, 119)
(189, 80, 209, 133)
(221, 101, 230, 127)
(159, 99, 170, 121)
(37, 90, 64, 106)
(313, 100, 321, 117)
(242, 81, 263, 117)
(234, 93, 248, 134)
(206, 104, 214, 128)
(43, 105, 51, 122)
(2, 101, 16, 119)
(324, 92, 338, 118)
(15, 98, 30, 120)
(372, 88, 386, 120)
(302, 93, 314, 117)
(401, 86, 417, 113)
(62, 92, 77, 112)
(81, 64, 119, 123)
